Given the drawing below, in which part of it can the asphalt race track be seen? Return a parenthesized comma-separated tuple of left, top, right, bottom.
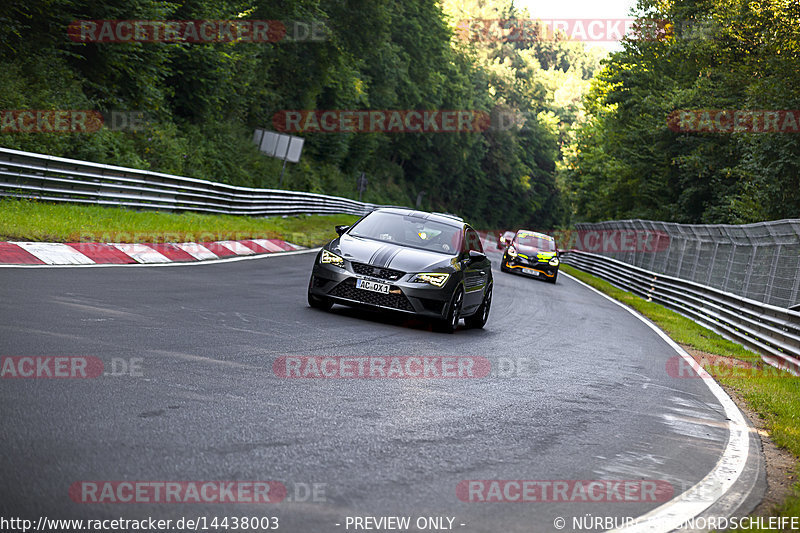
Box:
(0, 248, 761, 532)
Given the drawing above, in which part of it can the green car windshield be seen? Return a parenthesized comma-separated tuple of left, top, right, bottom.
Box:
(349, 212, 462, 255)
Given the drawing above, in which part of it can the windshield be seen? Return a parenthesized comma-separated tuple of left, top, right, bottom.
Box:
(349, 212, 462, 254)
(517, 233, 557, 252)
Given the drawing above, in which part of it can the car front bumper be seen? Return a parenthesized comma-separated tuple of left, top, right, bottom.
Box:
(309, 263, 456, 318)
(503, 256, 559, 279)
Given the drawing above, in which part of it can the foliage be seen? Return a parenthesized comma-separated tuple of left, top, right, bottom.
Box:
(561, 0, 800, 223)
(0, 0, 605, 229)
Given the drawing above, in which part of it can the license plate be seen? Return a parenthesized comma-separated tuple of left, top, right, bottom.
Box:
(522, 268, 539, 276)
(356, 279, 390, 294)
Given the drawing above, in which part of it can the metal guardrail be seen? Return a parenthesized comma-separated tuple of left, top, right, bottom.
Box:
(574, 219, 800, 309)
(562, 250, 800, 376)
(6, 146, 797, 374)
(0, 147, 384, 217)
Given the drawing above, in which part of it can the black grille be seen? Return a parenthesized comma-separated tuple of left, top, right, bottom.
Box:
(329, 278, 414, 311)
(522, 256, 545, 266)
(352, 262, 404, 281)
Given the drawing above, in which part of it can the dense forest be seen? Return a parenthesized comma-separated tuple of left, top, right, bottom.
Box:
(0, 0, 602, 229)
(560, 0, 800, 223)
(4, 0, 793, 227)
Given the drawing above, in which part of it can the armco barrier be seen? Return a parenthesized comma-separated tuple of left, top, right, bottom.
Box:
(562, 250, 800, 376)
(0, 147, 385, 217)
(573, 219, 800, 309)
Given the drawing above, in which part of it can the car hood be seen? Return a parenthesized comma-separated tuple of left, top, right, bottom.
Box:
(330, 235, 456, 272)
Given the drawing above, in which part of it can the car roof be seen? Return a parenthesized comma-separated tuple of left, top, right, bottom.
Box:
(515, 229, 555, 241)
(431, 212, 464, 222)
(371, 208, 466, 228)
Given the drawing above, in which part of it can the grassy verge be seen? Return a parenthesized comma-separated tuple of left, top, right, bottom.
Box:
(561, 264, 800, 523)
(0, 198, 359, 247)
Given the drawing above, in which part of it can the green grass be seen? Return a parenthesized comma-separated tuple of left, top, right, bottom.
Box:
(562, 264, 800, 523)
(725, 375, 800, 520)
(0, 198, 359, 247)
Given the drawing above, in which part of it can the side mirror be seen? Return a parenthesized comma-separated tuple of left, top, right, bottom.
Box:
(335, 225, 350, 236)
(468, 250, 486, 263)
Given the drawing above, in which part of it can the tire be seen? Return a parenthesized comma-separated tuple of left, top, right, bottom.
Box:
(434, 287, 463, 333)
(549, 271, 558, 284)
(307, 276, 333, 311)
(465, 284, 492, 329)
(500, 256, 510, 273)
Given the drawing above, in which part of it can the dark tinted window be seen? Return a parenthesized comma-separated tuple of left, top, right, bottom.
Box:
(464, 228, 484, 253)
(349, 211, 462, 254)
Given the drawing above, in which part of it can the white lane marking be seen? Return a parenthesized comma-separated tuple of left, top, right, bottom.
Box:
(561, 271, 750, 533)
(250, 238, 285, 252)
(14, 242, 94, 265)
(217, 240, 256, 255)
(175, 242, 218, 261)
(0, 248, 318, 268)
(111, 243, 171, 263)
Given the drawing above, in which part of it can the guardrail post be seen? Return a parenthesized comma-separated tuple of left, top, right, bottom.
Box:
(675, 239, 688, 278)
(707, 242, 719, 286)
(689, 227, 702, 282)
(722, 243, 737, 292)
(647, 222, 657, 271)
(766, 244, 782, 305)
(741, 246, 759, 298)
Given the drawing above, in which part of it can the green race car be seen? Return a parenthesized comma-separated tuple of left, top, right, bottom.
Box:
(500, 230, 560, 283)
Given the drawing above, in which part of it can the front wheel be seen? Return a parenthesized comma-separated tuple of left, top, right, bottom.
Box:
(549, 271, 558, 284)
(465, 284, 492, 329)
(434, 287, 463, 333)
(307, 277, 333, 310)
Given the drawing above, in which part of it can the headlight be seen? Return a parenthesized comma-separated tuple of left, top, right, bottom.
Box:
(549, 257, 560, 266)
(507, 246, 518, 258)
(411, 273, 450, 287)
(320, 249, 345, 268)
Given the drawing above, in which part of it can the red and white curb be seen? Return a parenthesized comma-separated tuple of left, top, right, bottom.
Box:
(0, 239, 305, 266)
